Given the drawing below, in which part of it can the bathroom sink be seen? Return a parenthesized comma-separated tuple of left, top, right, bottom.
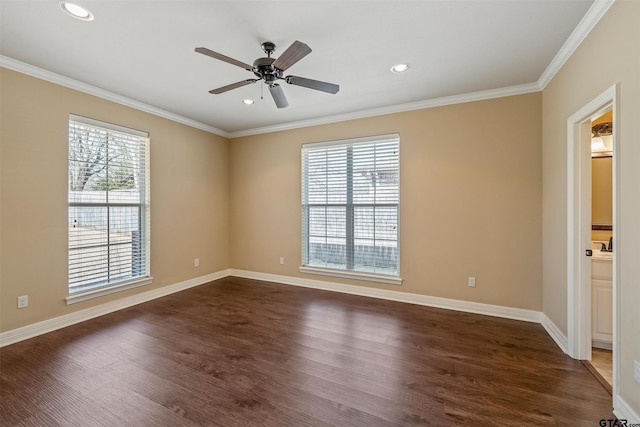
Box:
(592, 251, 613, 260)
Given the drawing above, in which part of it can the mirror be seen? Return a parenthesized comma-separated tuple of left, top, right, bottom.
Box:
(592, 155, 612, 231)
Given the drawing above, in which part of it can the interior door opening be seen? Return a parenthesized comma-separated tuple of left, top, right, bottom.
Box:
(566, 84, 618, 405)
(585, 110, 614, 394)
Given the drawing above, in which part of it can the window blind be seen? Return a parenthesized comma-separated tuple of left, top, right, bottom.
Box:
(68, 115, 150, 294)
(302, 134, 400, 276)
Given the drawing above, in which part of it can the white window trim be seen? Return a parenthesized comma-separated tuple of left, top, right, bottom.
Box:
(70, 114, 149, 138)
(301, 133, 400, 149)
(299, 266, 403, 285)
(66, 276, 153, 305)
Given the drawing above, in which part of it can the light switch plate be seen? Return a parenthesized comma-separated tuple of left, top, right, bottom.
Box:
(634, 360, 640, 384)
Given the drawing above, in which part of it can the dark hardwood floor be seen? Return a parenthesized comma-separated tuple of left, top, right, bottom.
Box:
(1, 277, 613, 426)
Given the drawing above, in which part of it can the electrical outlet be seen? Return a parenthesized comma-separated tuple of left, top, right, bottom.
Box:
(279, 257, 284, 265)
(194, 258, 200, 267)
(17, 295, 28, 309)
(634, 360, 640, 384)
(468, 277, 476, 287)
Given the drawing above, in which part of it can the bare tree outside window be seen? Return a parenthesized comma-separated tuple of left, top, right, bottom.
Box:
(69, 125, 137, 193)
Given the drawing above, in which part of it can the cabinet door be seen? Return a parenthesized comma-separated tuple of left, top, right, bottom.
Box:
(592, 283, 613, 343)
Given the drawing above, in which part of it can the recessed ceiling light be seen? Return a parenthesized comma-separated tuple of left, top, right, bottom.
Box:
(58, 1, 94, 21)
(391, 63, 409, 73)
(242, 99, 254, 105)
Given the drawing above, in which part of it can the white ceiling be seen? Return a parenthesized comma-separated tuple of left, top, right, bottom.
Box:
(1, 1, 598, 137)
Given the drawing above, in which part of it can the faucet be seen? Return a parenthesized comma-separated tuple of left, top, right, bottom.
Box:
(598, 237, 613, 252)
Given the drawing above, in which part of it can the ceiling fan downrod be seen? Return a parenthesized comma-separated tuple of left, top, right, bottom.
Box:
(261, 41, 276, 58)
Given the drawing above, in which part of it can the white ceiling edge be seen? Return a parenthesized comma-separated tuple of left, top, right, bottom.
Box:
(538, 0, 615, 89)
(0, 55, 231, 138)
(229, 82, 542, 138)
(0, 0, 612, 140)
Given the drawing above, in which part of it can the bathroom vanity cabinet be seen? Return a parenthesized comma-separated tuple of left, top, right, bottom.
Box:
(592, 256, 613, 348)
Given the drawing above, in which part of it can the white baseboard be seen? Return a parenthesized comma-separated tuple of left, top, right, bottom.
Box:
(592, 339, 613, 350)
(229, 269, 542, 323)
(540, 314, 569, 354)
(0, 269, 231, 347)
(614, 395, 640, 424)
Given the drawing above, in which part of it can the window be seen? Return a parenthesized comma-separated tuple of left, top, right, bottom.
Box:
(301, 134, 400, 283)
(68, 115, 150, 299)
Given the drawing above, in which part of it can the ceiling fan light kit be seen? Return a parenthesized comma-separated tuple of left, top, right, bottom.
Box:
(195, 40, 339, 108)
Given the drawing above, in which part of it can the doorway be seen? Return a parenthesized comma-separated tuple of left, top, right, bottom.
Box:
(587, 110, 614, 393)
(566, 84, 619, 401)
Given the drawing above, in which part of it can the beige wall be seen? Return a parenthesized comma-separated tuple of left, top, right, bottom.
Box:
(0, 68, 230, 332)
(230, 93, 542, 310)
(1, 71, 542, 332)
(542, 0, 640, 413)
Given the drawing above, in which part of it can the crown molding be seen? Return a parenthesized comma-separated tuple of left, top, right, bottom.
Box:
(537, 0, 615, 89)
(228, 82, 541, 138)
(0, 55, 231, 138)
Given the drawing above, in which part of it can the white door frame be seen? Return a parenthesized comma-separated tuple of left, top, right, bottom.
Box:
(566, 84, 619, 391)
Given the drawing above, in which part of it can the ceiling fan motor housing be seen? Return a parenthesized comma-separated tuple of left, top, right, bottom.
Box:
(252, 57, 282, 84)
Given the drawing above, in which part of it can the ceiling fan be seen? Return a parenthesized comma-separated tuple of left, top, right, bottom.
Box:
(195, 40, 339, 108)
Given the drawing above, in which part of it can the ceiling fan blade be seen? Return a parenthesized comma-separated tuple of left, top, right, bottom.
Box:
(272, 40, 312, 71)
(209, 79, 257, 94)
(269, 84, 289, 108)
(285, 76, 340, 94)
(195, 47, 253, 71)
